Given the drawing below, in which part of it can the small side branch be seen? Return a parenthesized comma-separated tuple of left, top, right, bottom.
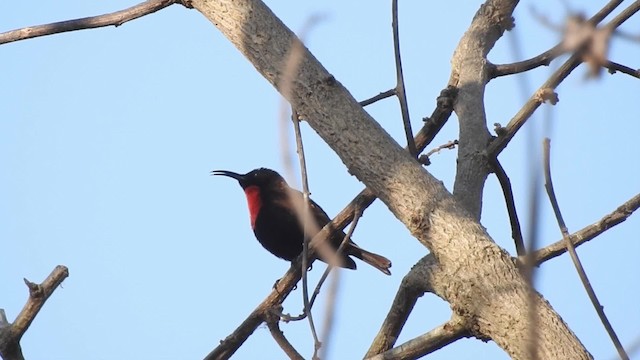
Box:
(391, 0, 416, 156)
(543, 139, 629, 360)
(530, 193, 640, 265)
(366, 316, 468, 360)
(605, 60, 640, 79)
(265, 310, 305, 360)
(360, 89, 396, 107)
(0, 0, 178, 45)
(490, 158, 526, 256)
(0, 266, 69, 360)
(491, 44, 564, 78)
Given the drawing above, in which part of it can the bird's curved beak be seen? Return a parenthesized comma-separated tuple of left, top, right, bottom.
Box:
(210, 170, 245, 182)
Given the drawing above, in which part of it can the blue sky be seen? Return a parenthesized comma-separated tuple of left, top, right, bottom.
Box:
(1, 1, 639, 359)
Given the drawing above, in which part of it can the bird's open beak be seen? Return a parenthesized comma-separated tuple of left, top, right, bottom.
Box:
(210, 170, 245, 181)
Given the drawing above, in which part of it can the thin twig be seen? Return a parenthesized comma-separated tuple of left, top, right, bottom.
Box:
(319, 206, 363, 359)
(418, 139, 458, 165)
(529, 193, 640, 265)
(360, 89, 396, 107)
(292, 111, 322, 358)
(605, 60, 640, 78)
(391, 0, 416, 156)
(543, 138, 629, 360)
(490, 158, 526, 256)
(282, 206, 364, 323)
(0, 0, 178, 45)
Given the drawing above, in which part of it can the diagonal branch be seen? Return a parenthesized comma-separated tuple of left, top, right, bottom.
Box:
(0, 0, 178, 45)
(0, 266, 69, 360)
(530, 192, 640, 265)
(265, 309, 305, 360)
(543, 139, 629, 360)
(366, 316, 468, 360)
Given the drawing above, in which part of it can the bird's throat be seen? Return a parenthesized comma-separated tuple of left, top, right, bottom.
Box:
(243, 185, 262, 229)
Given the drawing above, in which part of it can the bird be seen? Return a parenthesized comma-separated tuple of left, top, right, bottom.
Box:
(211, 167, 391, 275)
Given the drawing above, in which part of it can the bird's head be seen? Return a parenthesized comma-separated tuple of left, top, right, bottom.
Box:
(210, 167, 287, 190)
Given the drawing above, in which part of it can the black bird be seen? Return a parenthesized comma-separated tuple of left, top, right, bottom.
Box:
(211, 168, 391, 275)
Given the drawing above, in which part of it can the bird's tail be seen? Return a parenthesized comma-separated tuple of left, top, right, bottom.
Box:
(349, 244, 392, 275)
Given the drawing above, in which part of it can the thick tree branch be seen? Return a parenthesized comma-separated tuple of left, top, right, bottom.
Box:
(191, 1, 591, 357)
(0, 0, 178, 45)
(0, 266, 69, 360)
(198, 0, 586, 358)
(448, 0, 517, 219)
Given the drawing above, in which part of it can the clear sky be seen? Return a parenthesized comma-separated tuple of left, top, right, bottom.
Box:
(1, 1, 639, 359)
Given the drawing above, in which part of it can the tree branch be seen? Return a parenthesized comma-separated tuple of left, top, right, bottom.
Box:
(530, 193, 640, 265)
(193, 0, 592, 357)
(490, 0, 626, 78)
(0, 266, 69, 360)
(366, 316, 468, 360)
(391, 0, 416, 157)
(448, 0, 517, 219)
(490, 158, 526, 256)
(265, 309, 305, 360)
(543, 139, 628, 360)
(605, 60, 640, 79)
(0, 0, 178, 45)
(488, 0, 637, 157)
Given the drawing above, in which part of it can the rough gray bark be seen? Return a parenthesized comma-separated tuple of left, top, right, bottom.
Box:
(189, 0, 591, 358)
(450, 1, 516, 219)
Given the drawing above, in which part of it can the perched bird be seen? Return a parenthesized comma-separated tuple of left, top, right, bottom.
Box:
(211, 168, 391, 275)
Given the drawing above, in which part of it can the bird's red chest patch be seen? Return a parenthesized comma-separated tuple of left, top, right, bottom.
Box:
(243, 185, 262, 229)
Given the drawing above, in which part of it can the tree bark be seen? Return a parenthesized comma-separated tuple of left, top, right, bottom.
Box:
(189, 0, 591, 358)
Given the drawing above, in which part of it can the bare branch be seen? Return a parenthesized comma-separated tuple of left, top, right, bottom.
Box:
(543, 139, 629, 360)
(365, 255, 436, 356)
(490, 158, 525, 256)
(366, 316, 468, 360)
(0, 266, 69, 360)
(491, 44, 564, 77)
(0, 0, 178, 45)
(488, 0, 639, 157)
(490, 0, 625, 78)
(360, 89, 396, 107)
(265, 309, 305, 360)
(530, 193, 640, 265)
(605, 60, 640, 79)
(292, 109, 322, 358)
(391, 0, 416, 157)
